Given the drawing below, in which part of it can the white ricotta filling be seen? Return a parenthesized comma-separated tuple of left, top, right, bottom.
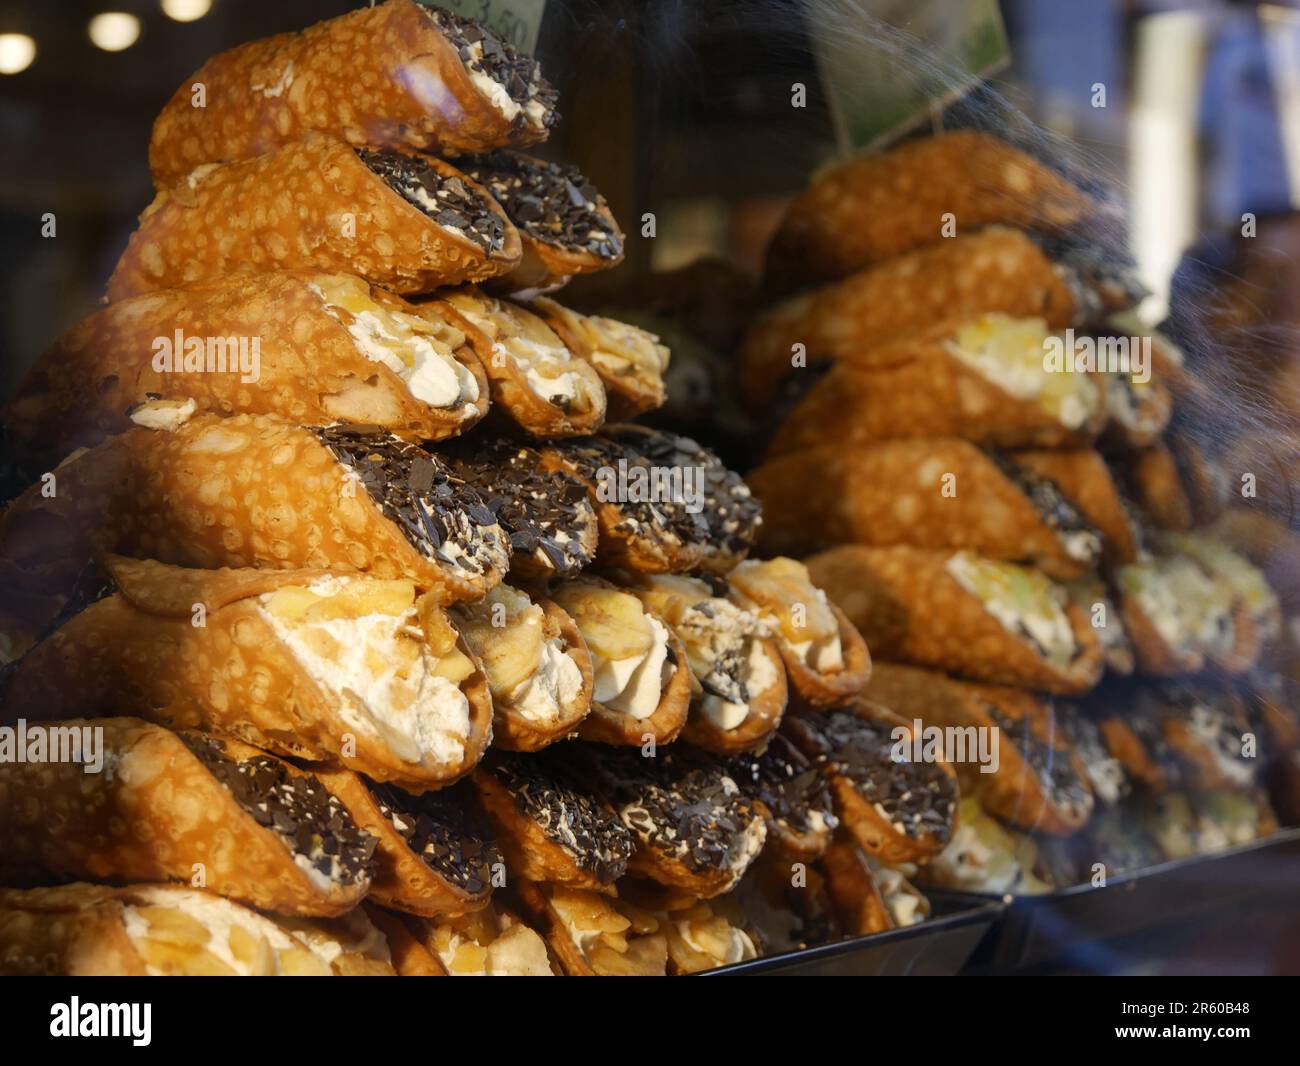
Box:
(677, 922, 756, 965)
(129, 397, 196, 431)
(507, 636, 584, 725)
(592, 615, 675, 720)
(259, 578, 470, 768)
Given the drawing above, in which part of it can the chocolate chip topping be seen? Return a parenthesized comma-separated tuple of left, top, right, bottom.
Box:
(426, 6, 560, 130)
(788, 712, 957, 845)
(313, 425, 508, 577)
(440, 436, 596, 575)
(985, 449, 1101, 563)
(724, 734, 837, 839)
(461, 151, 622, 259)
(983, 703, 1093, 821)
(1034, 230, 1148, 314)
(179, 734, 376, 886)
(368, 779, 500, 895)
(486, 753, 633, 883)
(603, 426, 762, 561)
(547, 435, 709, 550)
(358, 147, 508, 255)
(575, 747, 763, 874)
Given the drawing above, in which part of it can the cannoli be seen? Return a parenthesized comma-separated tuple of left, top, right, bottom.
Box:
(615, 879, 759, 973)
(401, 900, 558, 975)
(862, 662, 1095, 835)
(1116, 550, 1238, 675)
(1064, 574, 1135, 675)
(363, 905, 446, 977)
(1211, 507, 1300, 616)
(113, 138, 521, 300)
(0, 883, 389, 976)
(723, 734, 838, 861)
(313, 774, 500, 917)
(472, 751, 634, 889)
(725, 556, 871, 707)
(750, 439, 1102, 581)
(601, 424, 762, 573)
(528, 299, 669, 420)
(817, 837, 900, 936)
(921, 796, 1054, 895)
(766, 313, 1107, 457)
(438, 436, 598, 579)
(538, 438, 707, 573)
(434, 287, 606, 436)
(149, 1, 559, 185)
(741, 227, 1091, 410)
(1, 417, 511, 635)
(271, 908, 398, 976)
(1143, 683, 1257, 792)
(1114, 441, 1194, 531)
(4, 558, 494, 791)
(547, 576, 690, 745)
(561, 746, 768, 897)
(453, 583, 592, 750)
(806, 546, 1104, 694)
(1097, 369, 1174, 451)
(732, 850, 842, 953)
(4, 272, 488, 469)
(1054, 701, 1131, 807)
(1159, 531, 1281, 665)
(623, 573, 788, 753)
(861, 856, 931, 930)
(459, 151, 624, 292)
(764, 131, 1099, 289)
(512, 881, 669, 976)
(1010, 448, 1143, 565)
(0, 719, 375, 916)
(783, 706, 959, 865)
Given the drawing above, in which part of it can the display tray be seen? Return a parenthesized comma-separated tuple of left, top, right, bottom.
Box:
(943, 827, 1300, 972)
(701, 895, 1006, 976)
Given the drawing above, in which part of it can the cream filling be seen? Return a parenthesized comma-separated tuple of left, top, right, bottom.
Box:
(945, 314, 1098, 429)
(311, 283, 478, 410)
(870, 865, 927, 928)
(1123, 558, 1233, 654)
(931, 824, 1020, 894)
(463, 43, 548, 130)
(592, 616, 675, 720)
(677, 922, 756, 966)
(259, 578, 470, 768)
(723, 809, 768, 878)
(435, 924, 554, 976)
(700, 639, 778, 731)
(507, 636, 584, 725)
(1188, 704, 1253, 788)
(787, 632, 844, 672)
(946, 552, 1076, 670)
(122, 888, 308, 977)
(129, 397, 196, 431)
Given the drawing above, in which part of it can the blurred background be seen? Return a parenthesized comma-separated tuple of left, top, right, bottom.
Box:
(1, 0, 1299, 399)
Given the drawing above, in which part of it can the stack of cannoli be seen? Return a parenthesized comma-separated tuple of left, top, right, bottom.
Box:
(0, 3, 908, 975)
(738, 128, 1293, 895)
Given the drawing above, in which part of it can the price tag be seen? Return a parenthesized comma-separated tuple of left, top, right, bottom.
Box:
(810, 0, 1010, 153)
(421, 0, 547, 55)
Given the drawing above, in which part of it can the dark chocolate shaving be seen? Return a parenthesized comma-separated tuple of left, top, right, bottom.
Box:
(439, 436, 596, 575)
(984, 448, 1101, 565)
(425, 7, 559, 131)
(461, 151, 622, 259)
(312, 425, 508, 578)
(603, 425, 762, 562)
(984, 704, 1093, 822)
(723, 734, 837, 840)
(179, 733, 377, 886)
(358, 148, 507, 255)
(368, 779, 501, 895)
(786, 712, 957, 846)
(486, 752, 633, 883)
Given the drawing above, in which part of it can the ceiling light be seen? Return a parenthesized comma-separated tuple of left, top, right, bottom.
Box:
(161, 0, 212, 22)
(0, 33, 35, 75)
(89, 12, 141, 52)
